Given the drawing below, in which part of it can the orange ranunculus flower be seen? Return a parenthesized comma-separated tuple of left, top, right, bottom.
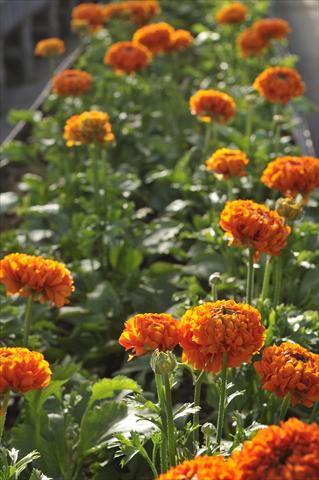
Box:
(71, 3, 104, 31)
(156, 455, 238, 480)
(180, 300, 265, 374)
(254, 341, 319, 407)
(237, 27, 269, 57)
(190, 89, 236, 123)
(104, 41, 152, 74)
(133, 22, 174, 54)
(64, 111, 114, 147)
(253, 18, 291, 41)
(167, 29, 193, 52)
(232, 418, 319, 480)
(261, 156, 319, 203)
(118, 313, 180, 360)
(220, 199, 291, 260)
(216, 2, 247, 24)
(123, 0, 160, 25)
(52, 69, 92, 97)
(206, 148, 249, 178)
(0, 253, 74, 308)
(0, 347, 52, 394)
(253, 66, 305, 104)
(34, 38, 65, 57)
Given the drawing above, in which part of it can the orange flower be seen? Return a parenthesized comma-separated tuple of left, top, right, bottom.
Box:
(254, 341, 319, 407)
(133, 22, 174, 54)
(119, 313, 180, 360)
(216, 2, 247, 24)
(156, 455, 238, 480)
(52, 69, 92, 96)
(261, 156, 319, 202)
(232, 418, 319, 480)
(102, 3, 126, 22)
(0, 347, 51, 394)
(253, 18, 291, 41)
(206, 148, 249, 178)
(180, 300, 265, 374)
(167, 29, 193, 52)
(253, 66, 305, 104)
(237, 28, 269, 57)
(0, 253, 74, 308)
(190, 89, 236, 123)
(64, 111, 115, 147)
(71, 3, 104, 31)
(220, 199, 291, 260)
(124, 0, 160, 25)
(34, 38, 65, 57)
(104, 41, 151, 74)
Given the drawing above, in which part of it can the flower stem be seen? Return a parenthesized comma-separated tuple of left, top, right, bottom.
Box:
(273, 103, 281, 155)
(273, 256, 283, 307)
(227, 178, 233, 200)
(279, 394, 290, 422)
(90, 144, 100, 213)
(155, 374, 168, 473)
(245, 104, 253, 155)
(193, 370, 204, 448)
(260, 255, 272, 302)
(246, 248, 254, 305)
(216, 353, 228, 446)
(0, 391, 10, 445)
(163, 372, 176, 467)
(23, 295, 34, 347)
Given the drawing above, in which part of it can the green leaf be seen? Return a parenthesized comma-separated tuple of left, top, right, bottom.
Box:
(89, 376, 141, 406)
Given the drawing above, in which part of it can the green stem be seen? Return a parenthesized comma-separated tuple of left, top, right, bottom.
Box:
(139, 445, 159, 478)
(0, 391, 10, 445)
(90, 145, 100, 213)
(155, 374, 168, 473)
(246, 248, 254, 305)
(227, 178, 233, 200)
(273, 103, 281, 155)
(216, 353, 228, 446)
(193, 370, 204, 448)
(163, 373, 176, 467)
(279, 394, 290, 422)
(260, 255, 272, 302)
(273, 256, 283, 307)
(211, 284, 218, 302)
(245, 105, 253, 155)
(23, 295, 34, 347)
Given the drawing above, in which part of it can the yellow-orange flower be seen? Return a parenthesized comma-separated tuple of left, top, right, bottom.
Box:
(216, 2, 247, 24)
(237, 28, 269, 57)
(104, 41, 151, 74)
(254, 341, 319, 407)
(220, 200, 291, 259)
(52, 69, 92, 96)
(253, 66, 305, 104)
(261, 156, 319, 202)
(157, 455, 238, 480)
(64, 111, 114, 147)
(206, 148, 249, 178)
(232, 418, 319, 480)
(167, 29, 193, 52)
(0, 347, 51, 394)
(190, 89, 236, 123)
(34, 38, 65, 57)
(253, 18, 291, 41)
(180, 300, 265, 374)
(124, 0, 160, 25)
(119, 313, 180, 360)
(0, 253, 74, 308)
(72, 3, 104, 31)
(133, 22, 174, 54)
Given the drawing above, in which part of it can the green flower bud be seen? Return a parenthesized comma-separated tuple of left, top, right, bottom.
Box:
(151, 350, 177, 375)
(209, 272, 222, 286)
(276, 197, 303, 221)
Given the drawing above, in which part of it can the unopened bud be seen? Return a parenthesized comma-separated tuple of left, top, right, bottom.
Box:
(209, 273, 222, 286)
(151, 350, 177, 375)
(201, 422, 216, 437)
(276, 197, 303, 221)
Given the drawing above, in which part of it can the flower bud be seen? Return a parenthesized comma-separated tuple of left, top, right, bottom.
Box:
(209, 272, 222, 286)
(201, 422, 216, 437)
(276, 197, 303, 221)
(151, 350, 177, 375)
